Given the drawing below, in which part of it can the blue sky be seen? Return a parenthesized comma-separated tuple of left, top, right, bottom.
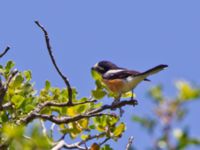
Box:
(0, 1, 200, 149)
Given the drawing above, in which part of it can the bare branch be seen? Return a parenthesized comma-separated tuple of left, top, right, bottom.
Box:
(52, 140, 85, 150)
(40, 120, 47, 136)
(35, 21, 73, 105)
(99, 137, 110, 146)
(53, 133, 107, 150)
(79, 132, 106, 146)
(0, 102, 12, 111)
(0, 46, 10, 58)
(125, 136, 134, 150)
(25, 112, 114, 125)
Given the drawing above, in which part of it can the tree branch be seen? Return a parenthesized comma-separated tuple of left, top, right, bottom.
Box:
(52, 140, 85, 150)
(18, 99, 137, 125)
(21, 112, 114, 125)
(35, 21, 73, 105)
(125, 136, 134, 150)
(88, 99, 138, 115)
(53, 132, 107, 150)
(0, 46, 10, 58)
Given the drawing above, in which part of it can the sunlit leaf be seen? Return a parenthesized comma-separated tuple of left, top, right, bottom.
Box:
(23, 70, 32, 81)
(45, 80, 51, 90)
(81, 134, 89, 140)
(91, 69, 102, 80)
(13, 74, 24, 87)
(113, 122, 125, 137)
(132, 116, 156, 133)
(176, 81, 200, 101)
(92, 89, 107, 100)
(78, 118, 89, 129)
(148, 85, 163, 103)
(11, 95, 25, 108)
(101, 144, 113, 150)
(5, 61, 15, 73)
(122, 91, 136, 98)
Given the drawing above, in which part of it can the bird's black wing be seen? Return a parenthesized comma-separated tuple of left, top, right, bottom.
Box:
(103, 69, 150, 81)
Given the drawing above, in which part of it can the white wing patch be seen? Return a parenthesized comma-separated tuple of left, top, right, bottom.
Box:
(105, 69, 124, 75)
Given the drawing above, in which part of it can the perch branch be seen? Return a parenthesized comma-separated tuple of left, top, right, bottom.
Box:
(35, 21, 73, 105)
(18, 99, 137, 125)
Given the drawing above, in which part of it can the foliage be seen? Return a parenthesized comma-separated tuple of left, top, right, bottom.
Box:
(132, 81, 200, 150)
(0, 60, 127, 149)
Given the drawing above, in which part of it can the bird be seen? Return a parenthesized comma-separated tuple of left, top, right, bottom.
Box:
(91, 60, 168, 102)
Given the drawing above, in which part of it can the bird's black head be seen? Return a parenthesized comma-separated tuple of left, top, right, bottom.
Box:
(91, 60, 119, 74)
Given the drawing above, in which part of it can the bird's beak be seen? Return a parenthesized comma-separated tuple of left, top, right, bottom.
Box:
(91, 67, 95, 70)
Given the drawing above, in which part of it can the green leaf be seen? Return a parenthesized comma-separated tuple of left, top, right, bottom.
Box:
(92, 89, 107, 99)
(13, 74, 24, 87)
(91, 69, 102, 80)
(101, 144, 113, 150)
(81, 134, 89, 140)
(5, 60, 15, 72)
(132, 116, 156, 133)
(176, 81, 200, 101)
(122, 91, 136, 98)
(11, 95, 25, 108)
(77, 104, 87, 113)
(89, 125, 95, 130)
(23, 70, 32, 81)
(148, 85, 163, 103)
(113, 122, 125, 137)
(45, 80, 51, 90)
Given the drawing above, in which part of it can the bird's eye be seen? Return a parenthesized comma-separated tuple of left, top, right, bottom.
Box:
(97, 66, 104, 71)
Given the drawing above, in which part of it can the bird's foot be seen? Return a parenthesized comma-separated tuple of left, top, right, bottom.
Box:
(131, 99, 138, 106)
(112, 100, 120, 105)
(119, 108, 124, 117)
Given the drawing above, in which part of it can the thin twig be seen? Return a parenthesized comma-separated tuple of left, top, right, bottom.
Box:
(40, 120, 47, 136)
(125, 136, 134, 150)
(79, 133, 106, 146)
(0, 46, 10, 58)
(50, 123, 56, 139)
(35, 21, 73, 105)
(99, 137, 110, 146)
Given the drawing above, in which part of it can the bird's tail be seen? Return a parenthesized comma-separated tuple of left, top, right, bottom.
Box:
(139, 64, 168, 77)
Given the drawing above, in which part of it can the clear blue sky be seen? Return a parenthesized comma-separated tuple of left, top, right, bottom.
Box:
(0, 1, 200, 149)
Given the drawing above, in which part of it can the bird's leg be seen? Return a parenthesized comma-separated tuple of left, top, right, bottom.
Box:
(112, 94, 121, 105)
(130, 89, 138, 105)
(131, 89, 134, 100)
(111, 94, 124, 117)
